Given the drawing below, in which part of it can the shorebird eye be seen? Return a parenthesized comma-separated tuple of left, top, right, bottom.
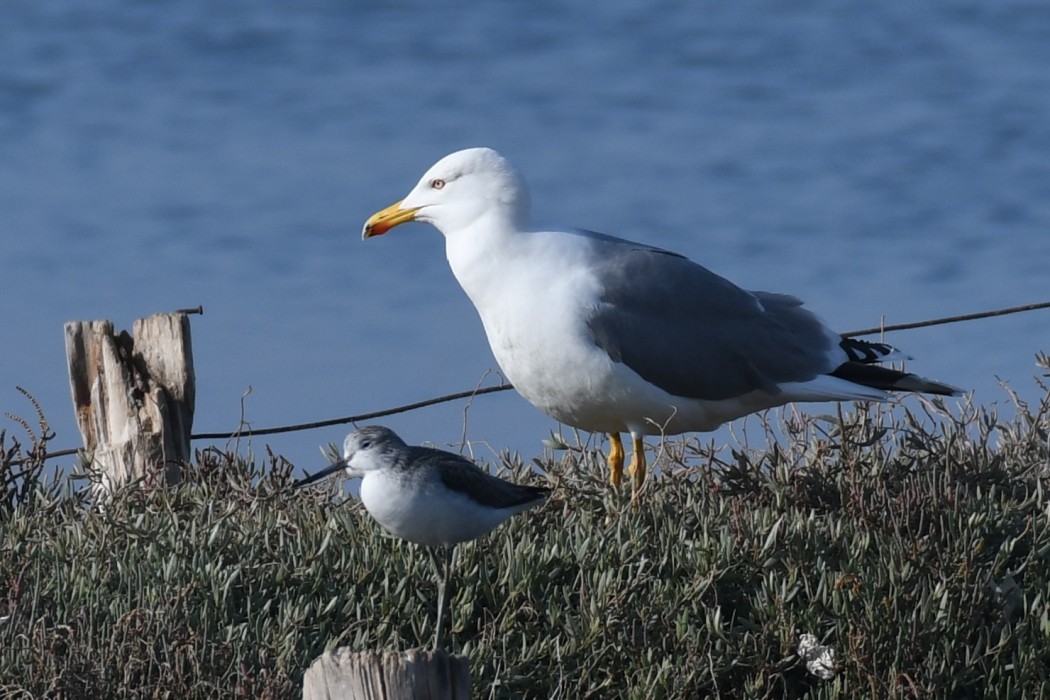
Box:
(359, 440, 372, 449)
(430, 178, 445, 190)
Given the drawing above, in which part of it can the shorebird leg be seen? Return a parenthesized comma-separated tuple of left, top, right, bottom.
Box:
(628, 436, 646, 504)
(608, 433, 625, 487)
(431, 545, 456, 651)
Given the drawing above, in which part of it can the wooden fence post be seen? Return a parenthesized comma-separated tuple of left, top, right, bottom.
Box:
(302, 648, 471, 700)
(64, 311, 196, 492)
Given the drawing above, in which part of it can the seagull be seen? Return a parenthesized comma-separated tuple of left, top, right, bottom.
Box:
(296, 425, 549, 650)
(362, 147, 961, 499)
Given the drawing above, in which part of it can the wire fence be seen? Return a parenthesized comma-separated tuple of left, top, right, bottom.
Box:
(8, 300, 1050, 465)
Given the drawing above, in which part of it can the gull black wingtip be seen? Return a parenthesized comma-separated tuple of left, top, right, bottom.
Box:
(294, 460, 348, 489)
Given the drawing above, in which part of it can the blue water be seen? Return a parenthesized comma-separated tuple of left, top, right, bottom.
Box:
(3, 1, 1049, 471)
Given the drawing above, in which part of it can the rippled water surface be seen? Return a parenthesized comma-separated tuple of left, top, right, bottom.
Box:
(3, 1, 1049, 468)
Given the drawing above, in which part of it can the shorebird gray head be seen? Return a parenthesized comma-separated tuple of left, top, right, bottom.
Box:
(295, 426, 408, 487)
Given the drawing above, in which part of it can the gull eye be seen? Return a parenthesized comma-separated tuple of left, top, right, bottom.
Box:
(430, 178, 446, 190)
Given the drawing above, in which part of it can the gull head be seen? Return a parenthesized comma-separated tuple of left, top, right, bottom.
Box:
(362, 147, 531, 239)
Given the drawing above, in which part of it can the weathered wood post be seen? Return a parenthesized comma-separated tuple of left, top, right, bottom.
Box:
(302, 648, 471, 700)
(64, 310, 197, 492)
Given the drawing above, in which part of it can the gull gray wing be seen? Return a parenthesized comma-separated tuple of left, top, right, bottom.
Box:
(584, 243, 838, 401)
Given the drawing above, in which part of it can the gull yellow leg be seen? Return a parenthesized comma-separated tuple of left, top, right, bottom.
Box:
(628, 436, 646, 502)
(607, 433, 625, 487)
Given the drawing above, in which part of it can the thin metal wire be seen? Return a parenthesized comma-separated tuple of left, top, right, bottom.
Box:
(11, 300, 1050, 464)
(190, 384, 514, 440)
(842, 301, 1050, 338)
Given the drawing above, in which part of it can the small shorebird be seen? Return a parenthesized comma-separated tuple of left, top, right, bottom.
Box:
(296, 425, 549, 650)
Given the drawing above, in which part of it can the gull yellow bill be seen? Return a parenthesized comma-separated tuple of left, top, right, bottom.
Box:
(362, 200, 420, 239)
